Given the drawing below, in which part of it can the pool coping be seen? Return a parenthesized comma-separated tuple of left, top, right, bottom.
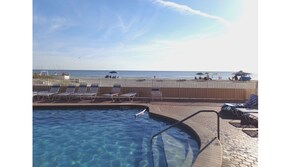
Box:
(33, 103, 222, 167)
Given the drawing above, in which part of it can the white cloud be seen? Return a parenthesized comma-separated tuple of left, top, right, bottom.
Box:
(153, 0, 226, 24)
(49, 17, 68, 31)
(117, 15, 129, 33)
(147, 0, 257, 72)
(34, 15, 75, 34)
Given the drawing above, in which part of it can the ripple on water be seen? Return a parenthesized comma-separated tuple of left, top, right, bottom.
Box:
(33, 108, 199, 166)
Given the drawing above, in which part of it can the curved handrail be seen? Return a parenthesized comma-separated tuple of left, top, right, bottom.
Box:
(150, 110, 220, 167)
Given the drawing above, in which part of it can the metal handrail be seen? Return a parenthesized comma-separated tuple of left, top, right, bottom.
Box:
(150, 110, 220, 167)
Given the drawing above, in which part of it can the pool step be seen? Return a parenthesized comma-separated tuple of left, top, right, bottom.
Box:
(161, 132, 194, 167)
(151, 135, 167, 167)
(139, 136, 149, 167)
(181, 143, 194, 167)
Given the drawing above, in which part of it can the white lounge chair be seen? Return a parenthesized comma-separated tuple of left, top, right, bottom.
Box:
(33, 91, 38, 97)
(70, 84, 87, 100)
(80, 84, 99, 101)
(151, 87, 162, 101)
(54, 84, 76, 101)
(37, 84, 61, 100)
(119, 92, 137, 101)
(102, 84, 121, 102)
(32, 91, 38, 101)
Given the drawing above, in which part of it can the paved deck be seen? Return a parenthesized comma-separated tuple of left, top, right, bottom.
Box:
(146, 102, 258, 167)
(33, 101, 258, 167)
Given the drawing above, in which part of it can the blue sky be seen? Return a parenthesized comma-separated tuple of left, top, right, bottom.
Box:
(33, 0, 257, 72)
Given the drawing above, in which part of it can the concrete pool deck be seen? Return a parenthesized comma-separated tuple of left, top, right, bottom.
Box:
(33, 101, 258, 167)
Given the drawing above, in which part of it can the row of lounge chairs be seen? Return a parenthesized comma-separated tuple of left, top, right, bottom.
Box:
(221, 94, 258, 125)
(33, 84, 162, 102)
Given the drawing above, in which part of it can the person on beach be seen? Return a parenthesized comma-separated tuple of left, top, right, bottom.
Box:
(229, 75, 239, 81)
(203, 73, 212, 80)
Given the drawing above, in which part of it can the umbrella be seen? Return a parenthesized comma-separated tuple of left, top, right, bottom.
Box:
(233, 70, 250, 76)
(109, 71, 118, 74)
(196, 72, 204, 75)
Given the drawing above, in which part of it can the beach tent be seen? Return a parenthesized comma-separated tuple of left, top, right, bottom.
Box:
(230, 70, 252, 81)
(109, 71, 118, 74)
(233, 70, 251, 76)
(196, 72, 204, 75)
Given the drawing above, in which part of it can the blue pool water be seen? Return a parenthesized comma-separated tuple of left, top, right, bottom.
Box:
(33, 108, 199, 167)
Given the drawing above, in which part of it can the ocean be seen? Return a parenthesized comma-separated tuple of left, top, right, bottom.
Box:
(33, 70, 258, 80)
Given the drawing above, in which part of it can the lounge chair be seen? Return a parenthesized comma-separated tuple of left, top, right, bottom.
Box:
(37, 84, 61, 100)
(230, 105, 258, 126)
(80, 84, 99, 101)
(33, 91, 38, 96)
(151, 87, 162, 101)
(33, 91, 38, 101)
(54, 84, 76, 101)
(235, 108, 258, 118)
(119, 92, 137, 102)
(33, 91, 38, 98)
(102, 84, 121, 101)
(244, 113, 258, 125)
(70, 84, 87, 100)
(221, 94, 258, 114)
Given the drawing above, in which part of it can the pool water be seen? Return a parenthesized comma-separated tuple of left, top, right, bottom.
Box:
(33, 108, 199, 167)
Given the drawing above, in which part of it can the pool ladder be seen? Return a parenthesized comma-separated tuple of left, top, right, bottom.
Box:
(150, 110, 220, 167)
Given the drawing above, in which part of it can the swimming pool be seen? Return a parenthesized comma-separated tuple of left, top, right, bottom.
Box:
(33, 107, 200, 166)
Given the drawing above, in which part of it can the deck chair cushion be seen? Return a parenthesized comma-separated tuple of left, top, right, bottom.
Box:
(221, 94, 258, 111)
(245, 94, 258, 109)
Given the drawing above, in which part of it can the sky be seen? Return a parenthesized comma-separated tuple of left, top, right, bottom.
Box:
(33, 0, 257, 73)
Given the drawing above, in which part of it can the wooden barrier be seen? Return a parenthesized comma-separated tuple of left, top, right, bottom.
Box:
(33, 85, 255, 102)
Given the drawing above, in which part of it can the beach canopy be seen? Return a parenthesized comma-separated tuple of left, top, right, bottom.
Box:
(196, 72, 204, 75)
(233, 70, 250, 76)
(109, 71, 118, 74)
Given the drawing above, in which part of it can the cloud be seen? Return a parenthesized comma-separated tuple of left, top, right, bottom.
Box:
(153, 0, 226, 24)
(145, 0, 257, 72)
(117, 15, 129, 33)
(34, 15, 75, 34)
(49, 17, 69, 31)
